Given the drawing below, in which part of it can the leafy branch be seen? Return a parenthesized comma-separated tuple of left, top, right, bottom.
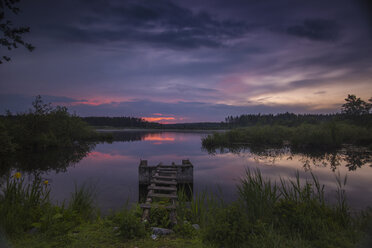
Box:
(0, 0, 34, 64)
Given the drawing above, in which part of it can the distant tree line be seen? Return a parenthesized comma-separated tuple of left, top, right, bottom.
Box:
(81, 116, 161, 128)
(224, 95, 372, 128)
(81, 117, 226, 130)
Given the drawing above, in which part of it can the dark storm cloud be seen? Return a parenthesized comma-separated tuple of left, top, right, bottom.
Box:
(286, 19, 340, 41)
(0, 94, 82, 113)
(47, 0, 249, 49)
(356, 0, 372, 33)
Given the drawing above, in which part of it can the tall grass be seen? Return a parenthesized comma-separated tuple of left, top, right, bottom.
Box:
(0, 173, 50, 236)
(202, 122, 372, 153)
(237, 169, 279, 222)
(69, 182, 97, 220)
(202, 168, 363, 248)
(0, 173, 100, 239)
(177, 186, 223, 226)
(2, 170, 369, 248)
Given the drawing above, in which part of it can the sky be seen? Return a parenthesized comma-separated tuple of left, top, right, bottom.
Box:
(1, 0, 372, 123)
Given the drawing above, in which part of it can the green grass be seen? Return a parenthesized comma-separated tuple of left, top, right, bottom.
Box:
(1, 170, 372, 248)
(202, 122, 372, 153)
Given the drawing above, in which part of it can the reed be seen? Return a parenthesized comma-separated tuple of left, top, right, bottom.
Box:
(68, 182, 97, 220)
(0, 173, 50, 236)
(237, 168, 279, 222)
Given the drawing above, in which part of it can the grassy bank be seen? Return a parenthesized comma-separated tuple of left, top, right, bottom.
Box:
(202, 122, 372, 152)
(1, 170, 371, 248)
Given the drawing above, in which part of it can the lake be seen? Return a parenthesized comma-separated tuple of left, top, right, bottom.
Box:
(17, 130, 372, 212)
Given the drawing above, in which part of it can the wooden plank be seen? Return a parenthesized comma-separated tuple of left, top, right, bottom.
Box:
(157, 169, 177, 173)
(153, 175, 177, 180)
(148, 192, 177, 199)
(156, 170, 177, 175)
(141, 183, 155, 221)
(158, 165, 177, 168)
(148, 185, 177, 191)
(151, 179, 177, 185)
(140, 203, 176, 210)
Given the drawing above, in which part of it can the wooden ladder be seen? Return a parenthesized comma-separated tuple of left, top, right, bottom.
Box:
(141, 164, 178, 225)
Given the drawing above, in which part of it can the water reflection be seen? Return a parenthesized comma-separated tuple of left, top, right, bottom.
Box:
(0, 142, 95, 176)
(2, 131, 370, 211)
(203, 145, 372, 172)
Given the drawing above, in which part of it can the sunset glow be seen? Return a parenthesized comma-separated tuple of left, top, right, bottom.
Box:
(142, 117, 176, 123)
(1, 0, 371, 122)
(143, 134, 175, 142)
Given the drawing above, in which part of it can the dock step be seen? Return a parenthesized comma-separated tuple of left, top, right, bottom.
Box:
(151, 179, 177, 185)
(140, 203, 176, 210)
(156, 170, 177, 174)
(148, 193, 177, 199)
(153, 174, 177, 180)
(158, 165, 177, 168)
(148, 185, 177, 191)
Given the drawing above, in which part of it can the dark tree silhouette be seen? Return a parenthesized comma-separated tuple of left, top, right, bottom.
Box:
(341, 94, 371, 115)
(0, 0, 34, 64)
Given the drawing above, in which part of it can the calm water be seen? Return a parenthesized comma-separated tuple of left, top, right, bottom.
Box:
(23, 131, 372, 211)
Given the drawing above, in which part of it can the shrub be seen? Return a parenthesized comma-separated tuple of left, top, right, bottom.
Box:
(174, 221, 197, 238)
(237, 168, 279, 223)
(119, 211, 147, 240)
(0, 173, 50, 237)
(202, 204, 251, 248)
(149, 206, 171, 228)
(68, 183, 97, 220)
(111, 207, 147, 240)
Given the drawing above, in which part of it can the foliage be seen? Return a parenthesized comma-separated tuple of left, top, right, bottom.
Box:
(0, 96, 110, 176)
(0, 173, 100, 240)
(111, 206, 147, 240)
(68, 183, 97, 220)
(82, 116, 160, 128)
(0, 0, 34, 64)
(0, 119, 15, 157)
(149, 205, 171, 228)
(202, 122, 372, 153)
(174, 221, 197, 238)
(223, 95, 372, 129)
(2, 170, 372, 248)
(342, 94, 371, 116)
(0, 173, 50, 237)
(202, 203, 252, 248)
(2, 95, 109, 152)
(237, 169, 279, 223)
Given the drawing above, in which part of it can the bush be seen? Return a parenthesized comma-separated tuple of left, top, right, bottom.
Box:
(0, 173, 50, 237)
(149, 206, 171, 228)
(202, 204, 251, 248)
(174, 221, 197, 238)
(202, 122, 372, 154)
(111, 207, 147, 240)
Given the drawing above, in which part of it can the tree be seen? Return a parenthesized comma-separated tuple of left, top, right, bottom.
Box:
(341, 94, 371, 115)
(0, 0, 34, 64)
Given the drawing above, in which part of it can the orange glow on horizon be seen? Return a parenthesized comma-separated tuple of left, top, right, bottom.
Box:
(143, 133, 175, 141)
(142, 117, 175, 122)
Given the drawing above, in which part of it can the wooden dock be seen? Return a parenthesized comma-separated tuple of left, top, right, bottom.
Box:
(139, 160, 193, 225)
